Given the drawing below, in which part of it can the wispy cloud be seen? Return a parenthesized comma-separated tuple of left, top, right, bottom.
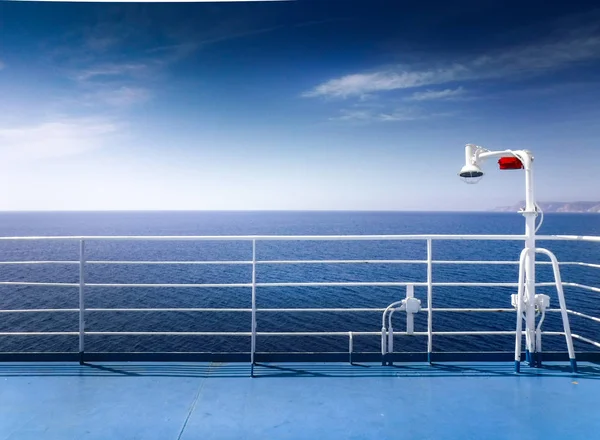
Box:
(82, 86, 151, 108)
(304, 26, 600, 99)
(73, 63, 151, 82)
(302, 66, 466, 99)
(0, 118, 119, 161)
(330, 107, 445, 123)
(330, 109, 375, 122)
(406, 87, 464, 101)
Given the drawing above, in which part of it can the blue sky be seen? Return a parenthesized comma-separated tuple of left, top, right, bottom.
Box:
(0, 0, 599, 211)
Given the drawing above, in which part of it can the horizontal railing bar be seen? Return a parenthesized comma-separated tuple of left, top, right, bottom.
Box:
(85, 283, 252, 288)
(558, 262, 600, 269)
(0, 332, 78, 336)
(418, 331, 516, 335)
(536, 235, 600, 243)
(0, 260, 594, 268)
(0, 281, 595, 290)
(0, 234, 530, 241)
(433, 308, 561, 313)
(567, 309, 600, 323)
(428, 282, 518, 287)
(0, 234, 597, 243)
(87, 331, 518, 336)
(0, 307, 566, 314)
(0, 282, 78, 287)
(88, 260, 252, 265)
(0, 330, 571, 337)
(86, 332, 252, 336)
(89, 330, 568, 337)
(572, 334, 600, 349)
(258, 259, 427, 265)
(256, 282, 520, 288)
(434, 260, 519, 265)
(433, 261, 600, 267)
(87, 308, 385, 313)
(0, 309, 79, 313)
(256, 282, 426, 287)
(561, 282, 600, 293)
(246, 331, 522, 336)
(0, 261, 78, 265)
(88, 308, 251, 312)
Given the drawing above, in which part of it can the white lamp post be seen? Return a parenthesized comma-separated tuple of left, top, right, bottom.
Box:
(459, 144, 539, 366)
(459, 143, 576, 372)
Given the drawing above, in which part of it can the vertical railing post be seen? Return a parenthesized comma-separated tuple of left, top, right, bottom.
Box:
(514, 248, 528, 373)
(348, 331, 353, 365)
(78, 240, 86, 365)
(426, 239, 433, 363)
(250, 239, 257, 377)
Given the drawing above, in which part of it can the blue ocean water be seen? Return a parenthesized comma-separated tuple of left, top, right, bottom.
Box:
(0, 211, 598, 354)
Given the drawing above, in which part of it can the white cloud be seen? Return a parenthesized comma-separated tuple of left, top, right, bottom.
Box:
(0, 118, 119, 161)
(304, 27, 600, 99)
(377, 111, 421, 122)
(82, 86, 151, 107)
(74, 63, 149, 82)
(330, 107, 428, 123)
(302, 66, 466, 99)
(407, 87, 464, 101)
(330, 109, 373, 122)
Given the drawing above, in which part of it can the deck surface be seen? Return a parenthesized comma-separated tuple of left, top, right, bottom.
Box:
(1, 361, 599, 440)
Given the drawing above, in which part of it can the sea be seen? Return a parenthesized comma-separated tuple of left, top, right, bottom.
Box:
(0, 211, 598, 355)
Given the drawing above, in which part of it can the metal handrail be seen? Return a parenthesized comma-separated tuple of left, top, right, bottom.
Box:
(0, 234, 597, 366)
(0, 259, 597, 267)
(0, 233, 597, 241)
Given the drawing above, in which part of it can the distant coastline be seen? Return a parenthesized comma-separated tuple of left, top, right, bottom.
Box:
(492, 201, 600, 213)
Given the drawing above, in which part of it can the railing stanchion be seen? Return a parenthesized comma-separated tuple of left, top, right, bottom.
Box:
(251, 239, 257, 377)
(427, 239, 433, 363)
(78, 240, 86, 365)
(348, 331, 353, 365)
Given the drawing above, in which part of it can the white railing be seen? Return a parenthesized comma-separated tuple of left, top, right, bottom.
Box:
(0, 234, 598, 371)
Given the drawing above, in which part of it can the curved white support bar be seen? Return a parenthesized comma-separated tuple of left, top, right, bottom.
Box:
(535, 248, 577, 372)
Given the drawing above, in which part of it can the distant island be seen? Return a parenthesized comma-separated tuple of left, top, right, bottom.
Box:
(492, 201, 600, 213)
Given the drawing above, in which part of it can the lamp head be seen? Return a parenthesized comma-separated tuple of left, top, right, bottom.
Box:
(458, 163, 484, 184)
(459, 144, 484, 184)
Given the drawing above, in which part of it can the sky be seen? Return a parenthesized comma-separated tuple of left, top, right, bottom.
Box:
(0, 0, 599, 211)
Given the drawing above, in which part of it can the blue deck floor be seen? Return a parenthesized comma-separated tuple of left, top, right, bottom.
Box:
(1, 361, 599, 440)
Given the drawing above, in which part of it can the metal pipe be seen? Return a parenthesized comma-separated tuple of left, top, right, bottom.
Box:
(536, 248, 576, 371)
(0, 233, 599, 242)
(561, 283, 600, 293)
(427, 239, 433, 363)
(0, 330, 569, 337)
(381, 300, 404, 363)
(0, 307, 569, 314)
(567, 309, 600, 323)
(514, 248, 528, 372)
(387, 310, 396, 355)
(0, 234, 530, 241)
(251, 240, 257, 376)
(78, 240, 85, 364)
(523, 155, 537, 367)
(257, 259, 427, 265)
(348, 331, 353, 365)
(1, 259, 596, 267)
(571, 334, 600, 349)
